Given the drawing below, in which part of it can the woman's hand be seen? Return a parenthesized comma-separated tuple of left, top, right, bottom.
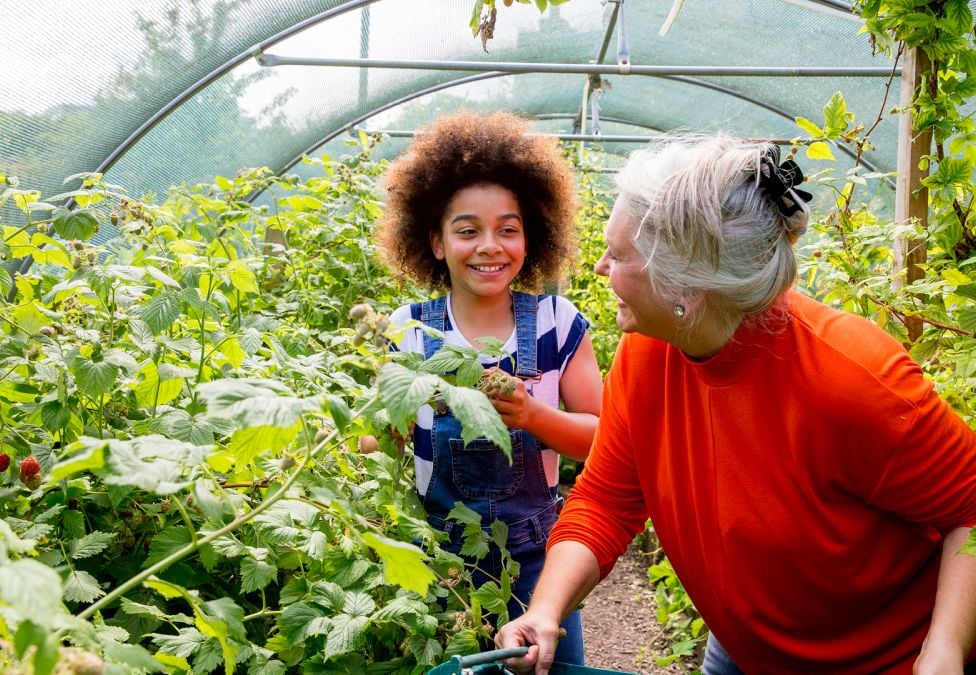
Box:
(494, 611, 563, 675)
(915, 635, 966, 674)
(482, 367, 536, 430)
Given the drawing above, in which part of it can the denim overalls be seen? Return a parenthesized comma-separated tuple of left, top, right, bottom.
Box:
(417, 292, 584, 664)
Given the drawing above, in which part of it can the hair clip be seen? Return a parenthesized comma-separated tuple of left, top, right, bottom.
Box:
(757, 147, 813, 217)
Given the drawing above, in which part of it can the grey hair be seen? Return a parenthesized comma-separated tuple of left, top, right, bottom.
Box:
(615, 134, 810, 336)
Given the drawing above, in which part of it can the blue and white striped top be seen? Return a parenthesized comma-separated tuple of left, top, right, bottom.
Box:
(389, 293, 591, 495)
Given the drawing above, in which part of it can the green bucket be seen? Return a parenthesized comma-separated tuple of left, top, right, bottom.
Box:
(426, 647, 636, 674)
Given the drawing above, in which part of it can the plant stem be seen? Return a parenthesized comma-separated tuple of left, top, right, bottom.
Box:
(76, 393, 378, 620)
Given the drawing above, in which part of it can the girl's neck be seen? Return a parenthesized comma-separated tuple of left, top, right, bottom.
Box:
(448, 289, 516, 348)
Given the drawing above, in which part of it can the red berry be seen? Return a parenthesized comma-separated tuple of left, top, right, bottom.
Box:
(0, 454, 9, 472)
(19, 456, 40, 480)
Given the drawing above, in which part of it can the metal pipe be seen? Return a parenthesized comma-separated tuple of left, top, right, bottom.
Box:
(256, 54, 901, 77)
(355, 129, 824, 146)
(263, 72, 891, 194)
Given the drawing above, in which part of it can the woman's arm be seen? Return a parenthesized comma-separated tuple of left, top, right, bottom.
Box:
(915, 526, 976, 674)
(489, 334, 602, 461)
(495, 540, 601, 674)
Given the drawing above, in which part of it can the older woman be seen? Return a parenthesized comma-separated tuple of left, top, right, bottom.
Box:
(496, 135, 976, 674)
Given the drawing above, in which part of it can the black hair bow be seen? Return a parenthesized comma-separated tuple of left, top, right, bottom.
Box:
(757, 147, 813, 217)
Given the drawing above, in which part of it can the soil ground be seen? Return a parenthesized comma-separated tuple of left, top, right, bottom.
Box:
(579, 545, 691, 674)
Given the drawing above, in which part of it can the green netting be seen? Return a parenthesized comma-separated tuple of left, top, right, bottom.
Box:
(1, 0, 951, 243)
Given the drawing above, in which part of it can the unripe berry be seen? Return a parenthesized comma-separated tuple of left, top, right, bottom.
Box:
(349, 303, 371, 320)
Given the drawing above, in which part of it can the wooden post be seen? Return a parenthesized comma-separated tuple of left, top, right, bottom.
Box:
(893, 46, 931, 344)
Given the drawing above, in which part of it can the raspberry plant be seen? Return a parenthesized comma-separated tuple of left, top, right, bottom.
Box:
(0, 140, 516, 673)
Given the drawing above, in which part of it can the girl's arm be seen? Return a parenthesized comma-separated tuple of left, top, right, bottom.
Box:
(489, 334, 602, 461)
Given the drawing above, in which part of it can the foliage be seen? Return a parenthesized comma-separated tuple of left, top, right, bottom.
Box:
(795, 1, 976, 428)
(563, 151, 620, 374)
(0, 140, 521, 673)
(647, 558, 705, 668)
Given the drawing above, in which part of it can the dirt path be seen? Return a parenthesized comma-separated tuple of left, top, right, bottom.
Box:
(580, 546, 689, 674)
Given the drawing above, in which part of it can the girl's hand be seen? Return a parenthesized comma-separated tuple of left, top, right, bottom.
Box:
(483, 368, 535, 430)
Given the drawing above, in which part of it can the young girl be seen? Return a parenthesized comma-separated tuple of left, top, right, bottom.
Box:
(375, 111, 602, 664)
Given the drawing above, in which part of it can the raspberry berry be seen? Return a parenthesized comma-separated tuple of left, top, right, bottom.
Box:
(0, 454, 9, 472)
(19, 456, 41, 489)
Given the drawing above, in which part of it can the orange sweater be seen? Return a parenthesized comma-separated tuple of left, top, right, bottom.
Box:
(551, 291, 976, 674)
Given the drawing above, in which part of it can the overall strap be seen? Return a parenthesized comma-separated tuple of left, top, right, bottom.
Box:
(512, 292, 538, 378)
(419, 296, 448, 359)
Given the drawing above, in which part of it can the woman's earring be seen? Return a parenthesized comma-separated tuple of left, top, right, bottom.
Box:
(673, 304, 685, 317)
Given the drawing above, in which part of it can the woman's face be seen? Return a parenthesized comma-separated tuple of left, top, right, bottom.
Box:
(431, 183, 526, 301)
(595, 197, 677, 338)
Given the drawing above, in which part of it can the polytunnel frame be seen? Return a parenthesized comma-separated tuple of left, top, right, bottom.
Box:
(267, 72, 885, 184)
(9, 0, 897, 288)
(97, 0, 882, 188)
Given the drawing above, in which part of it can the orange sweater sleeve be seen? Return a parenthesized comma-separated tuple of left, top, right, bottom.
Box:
(547, 335, 651, 579)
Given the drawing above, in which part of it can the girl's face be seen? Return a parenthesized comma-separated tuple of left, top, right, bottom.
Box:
(431, 183, 526, 301)
(595, 197, 677, 338)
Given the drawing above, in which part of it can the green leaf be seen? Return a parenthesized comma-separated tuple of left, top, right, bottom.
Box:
(0, 559, 62, 627)
(470, 0, 485, 36)
(227, 424, 299, 465)
(326, 395, 352, 434)
(240, 555, 278, 593)
(39, 401, 72, 434)
(444, 629, 480, 658)
(0, 519, 39, 554)
(140, 292, 182, 334)
(48, 442, 106, 483)
(63, 569, 105, 603)
(323, 613, 368, 660)
(362, 532, 435, 596)
(795, 116, 824, 137)
(278, 602, 329, 643)
(152, 628, 206, 659)
(100, 435, 206, 494)
(151, 409, 217, 445)
(805, 141, 836, 161)
(52, 208, 100, 240)
(456, 358, 485, 387)
(71, 356, 118, 398)
(373, 595, 429, 621)
(822, 92, 849, 138)
(101, 642, 166, 672)
(924, 157, 971, 191)
(0, 267, 11, 297)
(408, 636, 443, 667)
(942, 268, 972, 286)
(420, 346, 473, 374)
(144, 527, 194, 568)
(120, 598, 170, 622)
(197, 379, 316, 430)
(70, 531, 116, 559)
(446, 502, 483, 526)
(343, 591, 375, 617)
(442, 384, 511, 455)
(378, 363, 441, 433)
(943, 0, 973, 33)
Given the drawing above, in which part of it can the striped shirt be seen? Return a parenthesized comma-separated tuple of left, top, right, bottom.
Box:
(389, 293, 591, 494)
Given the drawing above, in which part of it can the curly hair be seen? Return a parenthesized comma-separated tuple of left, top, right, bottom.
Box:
(375, 110, 579, 291)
